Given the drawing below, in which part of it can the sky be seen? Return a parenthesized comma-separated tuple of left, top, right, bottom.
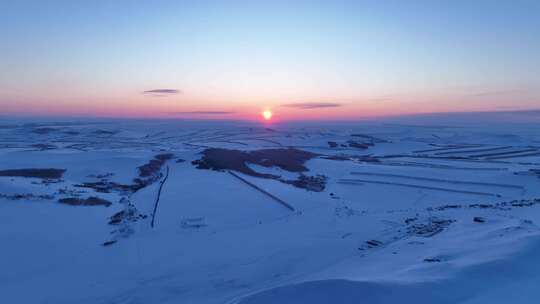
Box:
(1, 0, 539, 121)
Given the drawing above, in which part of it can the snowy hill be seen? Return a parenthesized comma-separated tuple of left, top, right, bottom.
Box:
(1, 118, 540, 303)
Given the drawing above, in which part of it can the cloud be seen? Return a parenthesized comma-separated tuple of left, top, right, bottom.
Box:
(142, 89, 182, 96)
(504, 109, 540, 116)
(281, 102, 341, 109)
(465, 89, 523, 97)
(167, 111, 234, 115)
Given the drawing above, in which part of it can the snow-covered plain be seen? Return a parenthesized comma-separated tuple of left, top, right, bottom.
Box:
(1, 116, 540, 303)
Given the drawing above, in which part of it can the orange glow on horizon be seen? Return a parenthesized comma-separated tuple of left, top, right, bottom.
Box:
(3, 96, 507, 121)
(262, 110, 273, 120)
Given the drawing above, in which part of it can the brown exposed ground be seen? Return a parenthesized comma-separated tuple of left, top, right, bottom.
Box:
(75, 153, 173, 194)
(0, 168, 65, 179)
(347, 140, 372, 149)
(74, 181, 138, 193)
(322, 155, 380, 162)
(0, 193, 55, 201)
(58, 196, 112, 207)
(284, 174, 327, 192)
(193, 148, 328, 191)
(192, 148, 318, 178)
(137, 153, 174, 177)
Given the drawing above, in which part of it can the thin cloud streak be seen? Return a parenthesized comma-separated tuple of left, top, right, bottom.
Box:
(281, 102, 342, 109)
(503, 108, 540, 116)
(142, 89, 182, 95)
(466, 89, 523, 97)
(167, 111, 235, 115)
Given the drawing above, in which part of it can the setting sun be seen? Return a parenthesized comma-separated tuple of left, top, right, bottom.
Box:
(262, 110, 273, 120)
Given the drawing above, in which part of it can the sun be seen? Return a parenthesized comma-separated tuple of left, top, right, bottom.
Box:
(262, 110, 273, 120)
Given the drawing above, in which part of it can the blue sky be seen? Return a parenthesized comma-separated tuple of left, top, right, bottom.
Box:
(1, 0, 539, 119)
